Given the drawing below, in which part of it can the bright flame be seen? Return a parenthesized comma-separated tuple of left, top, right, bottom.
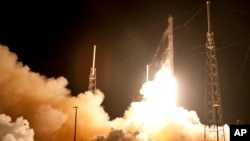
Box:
(120, 65, 230, 140)
(140, 67, 177, 109)
(0, 44, 230, 141)
(123, 66, 182, 137)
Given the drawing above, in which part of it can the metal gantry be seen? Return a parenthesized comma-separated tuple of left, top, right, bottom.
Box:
(204, 1, 225, 141)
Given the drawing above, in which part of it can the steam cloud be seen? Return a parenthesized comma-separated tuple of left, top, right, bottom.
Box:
(0, 45, 110, 140)
(0, 43, 229, 141)
(0, 114, 34, 141)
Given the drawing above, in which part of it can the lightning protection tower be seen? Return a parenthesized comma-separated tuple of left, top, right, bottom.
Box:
(88, 45, 97, 94)
(204, 1, 225, 141)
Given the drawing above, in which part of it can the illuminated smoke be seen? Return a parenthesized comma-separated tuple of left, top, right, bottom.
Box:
(0, 114, 34, 141)
(108, 16, 230, 140)
(0, 45, 111, 141)
(0, 15, 230, 140)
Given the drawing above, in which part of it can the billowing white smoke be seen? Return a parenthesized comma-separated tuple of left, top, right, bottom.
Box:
(0, 42, 229, 141)
(99, 15, 230, 141)
(0, 45, 111, 141)
(109, 67, 229, 141)
(0, 114, 34, 141)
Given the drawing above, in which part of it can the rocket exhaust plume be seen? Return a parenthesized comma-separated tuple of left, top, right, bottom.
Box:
(0, 45, 110, 141)
(108, 15, 230, 140)
(0, 16, 230, 140)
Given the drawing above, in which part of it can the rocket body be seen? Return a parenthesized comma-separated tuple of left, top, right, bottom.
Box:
(152, 16, 174, 74)
(167, 16, 174, 73)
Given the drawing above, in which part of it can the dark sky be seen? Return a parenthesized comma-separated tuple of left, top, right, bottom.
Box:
(0, 0, 250, 124)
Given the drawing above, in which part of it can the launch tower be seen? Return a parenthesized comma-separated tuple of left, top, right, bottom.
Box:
(204, 1, 225, 141)
(88, 45, 97, 94)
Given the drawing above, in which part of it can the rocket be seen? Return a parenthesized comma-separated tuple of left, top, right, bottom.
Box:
(148, 15, 174, 80)
(157, 15, 174, 73)
(166, 15, 174, 73)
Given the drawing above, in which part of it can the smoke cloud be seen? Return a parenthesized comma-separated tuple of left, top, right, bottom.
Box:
(0, 45, 110, 141)
(0, 114, 34, 141)
(0, 42, 229, 141)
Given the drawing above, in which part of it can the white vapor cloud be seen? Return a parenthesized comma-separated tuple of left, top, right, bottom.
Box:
(0, 114, 34, 141)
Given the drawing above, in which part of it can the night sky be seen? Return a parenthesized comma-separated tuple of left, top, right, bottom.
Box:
(0, 0, 250, 124)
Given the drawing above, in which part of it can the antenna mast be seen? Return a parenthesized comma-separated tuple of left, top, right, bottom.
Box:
(204, 1, 225, 141)
(88, 45, 97, 94)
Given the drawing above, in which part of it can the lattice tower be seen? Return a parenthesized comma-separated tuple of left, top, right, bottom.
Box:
(204, 1, 225, 141)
